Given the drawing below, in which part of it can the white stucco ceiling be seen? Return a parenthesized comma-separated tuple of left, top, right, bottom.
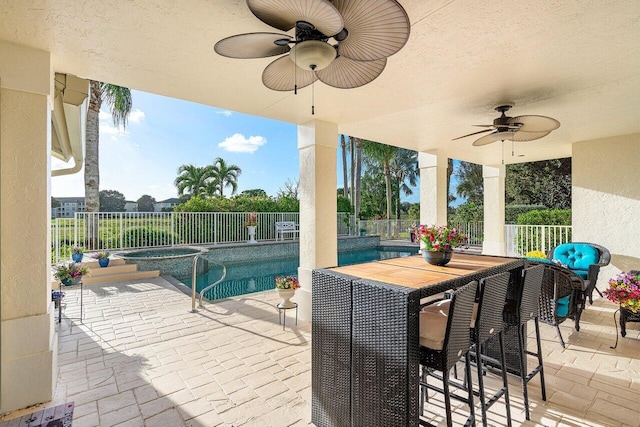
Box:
(2, 0, 639, 165)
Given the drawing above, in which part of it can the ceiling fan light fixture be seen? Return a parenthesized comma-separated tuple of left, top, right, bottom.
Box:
(289, 40, 336, 71)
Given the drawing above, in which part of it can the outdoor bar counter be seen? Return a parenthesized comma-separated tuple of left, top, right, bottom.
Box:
(311, 253, 524, 427)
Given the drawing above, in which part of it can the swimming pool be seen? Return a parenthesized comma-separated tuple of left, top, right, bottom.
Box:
(185, 247, 417, 301)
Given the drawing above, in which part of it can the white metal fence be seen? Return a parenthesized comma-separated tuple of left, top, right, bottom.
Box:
(355, 220, 485, 246)
(51, 213, 571, 262)
(504, 224, 572, 257)
(51, 212, 352, 263)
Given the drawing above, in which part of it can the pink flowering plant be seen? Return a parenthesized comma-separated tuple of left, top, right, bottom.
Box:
(418, 224, 467, 252)
(275, 276, 300, 290)
(53, 262, 88, 283)
(603, 271, 640, 313)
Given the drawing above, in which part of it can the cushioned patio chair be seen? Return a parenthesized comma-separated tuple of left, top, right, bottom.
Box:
(535, 263, 586, 348)
(547, 242, 611, 305)
(419, 281, 478, 427)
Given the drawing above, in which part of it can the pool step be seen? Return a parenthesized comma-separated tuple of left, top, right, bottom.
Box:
(52, 259, 160, 287)
(83, 269, 160, 285)
(78, 258, 126, 268)
(86, 263, 138, 277)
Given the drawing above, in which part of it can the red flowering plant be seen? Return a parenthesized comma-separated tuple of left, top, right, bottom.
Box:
(244, 212, 258, 227)
(275, 276, 300, 290)
(418, 224, 467, 252)
(603, 271, 640, 313)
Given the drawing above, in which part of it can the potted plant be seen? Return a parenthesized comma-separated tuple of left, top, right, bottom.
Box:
(244, 212, 258, 244)
(359, 228, 366, 237)
(418, 224, 467, 266)
(275, 275, 300, 308)
(54, 262, 88, 286)
(603, 271, 640, 337)
(92, 250, 110, 268)
(604, 271, 640, 312)
(408, 223, 417, 243)
(71, 246, 84, 263)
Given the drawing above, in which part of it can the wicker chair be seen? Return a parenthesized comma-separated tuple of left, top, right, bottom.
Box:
(472, 272, 513, 427)
(503, 264, 546, 421)
(422, 272, 513, 427)
(547, 242, 611, 304)
(536, 263, 586, 348)
(419, 281, 478, 427)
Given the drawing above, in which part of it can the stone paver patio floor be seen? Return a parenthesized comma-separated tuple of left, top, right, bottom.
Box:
(2, 276, 640, 426)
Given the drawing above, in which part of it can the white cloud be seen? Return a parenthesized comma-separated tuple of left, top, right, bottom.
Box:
(98, 108, 145, 135)
(218, 133, 266, 154)
(216, 110, 233, 117)
(128, 109, 146, 123)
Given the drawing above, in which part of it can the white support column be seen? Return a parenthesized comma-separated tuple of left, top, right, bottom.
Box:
(418, 151, 448, 226)
(297, 120, 338, 321)
(482, 164, 506, 256)
(0, 41, 57, 413)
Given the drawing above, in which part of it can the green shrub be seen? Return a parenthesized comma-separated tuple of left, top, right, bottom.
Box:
(505, 204, 547, 223)
(122, 226, 179, 247)
(516, 209, 571, 225)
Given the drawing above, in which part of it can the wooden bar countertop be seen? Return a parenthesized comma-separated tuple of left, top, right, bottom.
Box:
(329, 252, 518, 289)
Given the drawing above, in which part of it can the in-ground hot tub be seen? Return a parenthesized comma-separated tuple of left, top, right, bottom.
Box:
(117, 246, 208, 279)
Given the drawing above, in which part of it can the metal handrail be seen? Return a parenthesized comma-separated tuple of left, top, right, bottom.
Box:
(198, 262, 227, 308)
(191, 254, 204, 313)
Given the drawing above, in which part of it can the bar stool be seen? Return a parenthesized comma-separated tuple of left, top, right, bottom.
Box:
(422, 272, 513, 427)
(471, 272, 513, 427)
(503, 264, 546, 420)
(419, 280, 478, 427)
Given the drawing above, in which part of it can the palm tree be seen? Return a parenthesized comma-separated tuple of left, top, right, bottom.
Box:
(84, 81, 132, 248)
(209, 157, 242, 197)
(341, 135, 349, 198)
(362, 141, 398, 222)
(389, 149, 419, 219)
(354, 137, 363, 220)
(174, 164, 212, 197)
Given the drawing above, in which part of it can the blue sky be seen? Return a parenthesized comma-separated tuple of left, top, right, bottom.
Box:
(51, 89, 437, 204)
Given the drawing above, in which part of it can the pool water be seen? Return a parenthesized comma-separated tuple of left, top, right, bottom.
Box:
(186, 247, 417, 301)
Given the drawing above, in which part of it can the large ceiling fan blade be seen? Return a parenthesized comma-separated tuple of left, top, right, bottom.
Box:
(511, 130, 551, 142)
(214, 33, 292, 59)
(247, 0, 343, 36)
(472, 131, 516, 146)
(262, 56, 317, 91)
(331, 0, 410, 61)
(508, 115, 560, 132)
(316, 56, 386, 89)
(452, 129, 494, 141)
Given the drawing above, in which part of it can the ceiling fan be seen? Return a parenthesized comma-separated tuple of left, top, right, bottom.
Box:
(453, 105, 561, 146)
(213, 0, 410, 92)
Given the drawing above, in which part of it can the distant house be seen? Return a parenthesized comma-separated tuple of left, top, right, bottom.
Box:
(154, 198, 180, 212)
(51, 197, 85, 218)
(124, 201, 138, 212)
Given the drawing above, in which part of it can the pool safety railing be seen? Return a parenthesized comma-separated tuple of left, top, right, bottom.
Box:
(190, 255, 227, 310)
(191, 254, 204, 313)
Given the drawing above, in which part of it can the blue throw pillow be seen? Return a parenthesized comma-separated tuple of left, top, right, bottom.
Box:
(556, 295, 570, 317)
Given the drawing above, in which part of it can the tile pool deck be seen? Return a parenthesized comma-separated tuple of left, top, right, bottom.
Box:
(2, 275, 640, 426)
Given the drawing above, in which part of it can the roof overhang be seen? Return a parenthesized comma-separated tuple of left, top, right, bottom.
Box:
(2, 1, 639, 166)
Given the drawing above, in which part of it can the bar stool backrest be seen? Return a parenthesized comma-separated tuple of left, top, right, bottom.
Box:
(475, 272, 511, 343)
(519, 265, 545, 325)
(444, 280, 478, 369)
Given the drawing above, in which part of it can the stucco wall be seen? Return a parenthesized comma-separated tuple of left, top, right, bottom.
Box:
(1, 41, 57, 414)
(572, 134, 640, 284)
